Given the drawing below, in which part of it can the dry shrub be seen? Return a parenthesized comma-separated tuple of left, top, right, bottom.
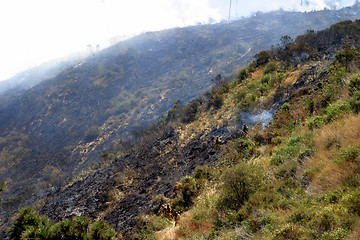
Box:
(303, 115, 360, 193)
(175, 211, 214, 238)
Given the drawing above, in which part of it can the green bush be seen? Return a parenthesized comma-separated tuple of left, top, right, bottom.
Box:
(254, 51, 272, 67)
(89, 221, 117, 240)
(10, 208, 118, 240)
(261, 74, 271, 84)
(264, 62, 277, 74)
(323, 100, 352, 122)
(335, 145, 360, 164)
(311, 209, 338, 234)
(50, 217, 91, 239)
(182, 100, 200, 123)
(275, 160, 298, 180)
(273, 223, 302, 240)
(306, 116, 325, 129)
(209, 93, 223, 110)
(237, 68, 250, 81)
(271, 136, 302, 166)
(217, 163, 264, 210)
(344, 189, 360, 215)
(233, 138, 257, 160)
(349, 74, 360, 94)
(10, 208, 42, 240)
(349, 90, 360, 113)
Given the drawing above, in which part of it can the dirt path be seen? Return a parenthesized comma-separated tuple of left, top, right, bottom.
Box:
(156, 222, 177, 240)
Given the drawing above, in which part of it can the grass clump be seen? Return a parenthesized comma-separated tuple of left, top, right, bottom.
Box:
(10, 208, 119, 240)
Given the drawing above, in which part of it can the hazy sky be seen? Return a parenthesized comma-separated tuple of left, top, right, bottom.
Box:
(0, 0, 356, 82)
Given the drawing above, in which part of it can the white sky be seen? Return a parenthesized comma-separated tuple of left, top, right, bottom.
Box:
(0, 0, 356, 82)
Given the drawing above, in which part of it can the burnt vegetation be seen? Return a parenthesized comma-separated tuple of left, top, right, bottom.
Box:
(4, 6, 360, 240)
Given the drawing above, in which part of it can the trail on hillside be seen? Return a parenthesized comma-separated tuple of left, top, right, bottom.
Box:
(156, 222, 176, 240)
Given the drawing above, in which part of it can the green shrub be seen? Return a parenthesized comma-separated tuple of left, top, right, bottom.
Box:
(175, 176, 199, 208)
(217, 163, 264, 210)
(264, 62, 277, 74)
(89, 221, 117, 240)
(349, 74, 360, 94)
(344, 189, 360, 215)
(261, 74, 271, 84)
(271, 136, 302, 166)
(237, 68, 250, 81)
(335, 145, 360, 164)
(275, 160, 298, 180)
(10, 208, 118, 240)
(234, 89, 247, 103)
(311, 209, 338, 234)
(323, 100, 352, 122)
(182, 100, 200, 123)
(193, 165, 212, 181)
(288, 206, 314, 224)
(321, 228, 348, 240)
(272, 72, 285, 85)
(273, 223, 302, 240)
(342, 174, 360, 188)
(349, 90, 360, 113)
(254, 51, 272, 67)
(51, 217, 92, 239)
(271, 136, 283, 146)
(233, 138, 257, 160)
(210, 93, 224, 109)
(10, 208, 42, 240)
(306, 116, 325, 129)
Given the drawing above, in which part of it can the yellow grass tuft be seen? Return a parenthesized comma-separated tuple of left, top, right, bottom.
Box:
(302, 114, 360, 194)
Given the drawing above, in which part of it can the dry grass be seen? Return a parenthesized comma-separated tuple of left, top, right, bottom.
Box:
(302, 114, 360, 194)
(173, 185, 218, 239)
(283, 68, 302, 87)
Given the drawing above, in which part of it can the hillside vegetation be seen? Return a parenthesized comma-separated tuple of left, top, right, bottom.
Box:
(137, 20, 360, 239)
(2, 6, 360, 222)
(8, 19, 360, 239)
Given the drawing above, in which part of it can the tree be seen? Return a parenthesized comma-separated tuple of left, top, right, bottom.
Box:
(336, 44, 358, 70)
(254, 51, 271, 67)
(280, 35, 293, 48)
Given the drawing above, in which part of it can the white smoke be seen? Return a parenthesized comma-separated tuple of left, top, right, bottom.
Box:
(239, 110, 275, 128)
(220, 0, 356, 20)
(294, 0, 353, 11)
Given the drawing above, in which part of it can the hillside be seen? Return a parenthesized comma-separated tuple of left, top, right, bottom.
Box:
(6, 19, 360, 239)
(3, 5, 360, 239)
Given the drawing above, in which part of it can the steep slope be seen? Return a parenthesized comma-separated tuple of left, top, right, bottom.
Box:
(2, 4, 360, 236)
(8, 18, 360, 239)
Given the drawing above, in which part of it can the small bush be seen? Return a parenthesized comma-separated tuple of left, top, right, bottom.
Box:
(273, 223, 302, 240)
(323, 100, 352, 122)
(306, 116, 325, 129)
(210, 93, 224, 110)
(344, 189, 360, 215)
(311, 208, 338, 234)
(10, 208, 118, 240)
(89, 221, 117, 240)
(233, 138, 257, 160)
(275, 160, 298, 180)
(335, 145, 360, 164)
(182, 100, 200, 123)
(271, 136, 302, 166)
(237, 68, 249, 81)
(261, 74, 271, 84)
(349, 74, 360, 94)
(10, 208, 42, 240)
(264, 62, 277, 74)
(254, 51, 272, 67)
(217, 163, 264, 210)
(349, 90, 360, 113)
